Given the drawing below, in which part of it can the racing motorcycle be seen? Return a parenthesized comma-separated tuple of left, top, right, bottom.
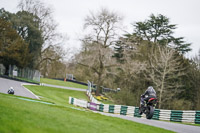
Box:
(140, 97, 158, 119)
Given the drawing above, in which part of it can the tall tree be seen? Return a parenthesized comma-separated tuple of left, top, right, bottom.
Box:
(39, 45, 65, 78)
(189, 50, 200, 109)
(147, 45, 186, 109)
(18, 0, 58, 46)
(78, 8, 122, 95)
(83, 8, 122, 48)
(17, 0, 65, 70)
(133, 14, 191, 54)
(0, 18, 30, 75)
(0, 8, 43, 68)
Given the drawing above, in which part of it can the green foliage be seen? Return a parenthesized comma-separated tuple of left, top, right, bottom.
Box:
(0, 8, 43, 68)
(180, 58, 200, 110)
(14, 11, 43, 55)
(0, 93, 173, 133)
(113, 40, 125, 63)
(39, 46, 66, 78)
(0, 17, 30, 74)
(111, 33, 199, 109)
(133, 14, 191, 54)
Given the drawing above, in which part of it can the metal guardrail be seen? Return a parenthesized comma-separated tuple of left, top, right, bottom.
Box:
(69, 96, 200, 124)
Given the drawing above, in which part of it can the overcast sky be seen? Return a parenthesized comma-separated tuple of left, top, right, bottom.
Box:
(1, 0, 200, 57)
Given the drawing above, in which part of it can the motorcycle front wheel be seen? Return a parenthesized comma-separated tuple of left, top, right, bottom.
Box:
(146, 106, 154, 119)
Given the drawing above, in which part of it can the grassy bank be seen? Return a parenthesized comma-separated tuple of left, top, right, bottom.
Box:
(40, 78, 88, 89)
(24, 85, 88, 106)
(0, 93, 174, 133)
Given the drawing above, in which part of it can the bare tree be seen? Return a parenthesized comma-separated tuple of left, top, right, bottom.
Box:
(77, 43, 117, 95)
(110, 36, 148, 105)
(83, 8, 123, 48)
(77, 8, 123, 95)
(191, 49, 200, 109)
(147, 45, 185, 108)
(39, 45, 66, 77)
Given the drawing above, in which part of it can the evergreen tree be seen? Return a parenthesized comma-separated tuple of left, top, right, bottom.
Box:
(113, 39, 125, 63)
(0, 18, 30, 75)
(133, 14, 191, 54)
(0, 8, 43, 68)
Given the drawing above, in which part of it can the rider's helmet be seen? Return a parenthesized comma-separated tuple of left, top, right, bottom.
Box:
(147, 86, 156, 94)
(8, 87, 14, 94)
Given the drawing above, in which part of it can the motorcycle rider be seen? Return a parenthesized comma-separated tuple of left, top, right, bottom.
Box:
(8, 87, 15, 94)
(139, 86, 157, 115)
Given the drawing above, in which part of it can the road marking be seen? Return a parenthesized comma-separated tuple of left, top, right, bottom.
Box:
(17, 97, 54, 105)
(21, 84, 40, 99)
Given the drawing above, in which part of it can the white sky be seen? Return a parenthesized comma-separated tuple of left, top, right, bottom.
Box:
(1, 0, 200, 57)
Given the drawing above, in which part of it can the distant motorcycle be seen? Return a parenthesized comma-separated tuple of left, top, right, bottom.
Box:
(7, 87, 15, 94)
(140, 97, 158, 119)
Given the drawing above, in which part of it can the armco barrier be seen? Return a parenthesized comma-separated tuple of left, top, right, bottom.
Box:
(120, 106, 128, 115)
(127, 106, 135, 117)
(69, 97, 88, 108)
(69, 97, 200, 124)
(89, 102, 98, 111)
(195, 111, 200, 124)
(69, 97, 74, 104)
(86, 90, 101, 104)
(170, 110, 183, 122)
(114, 105, 121, 114)
(152, 109, 160, 120)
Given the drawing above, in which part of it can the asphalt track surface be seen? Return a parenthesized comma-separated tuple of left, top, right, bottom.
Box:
(0, 77, 39, 99)
(1, 77, 200, 132)
(97, 112, 200, 133)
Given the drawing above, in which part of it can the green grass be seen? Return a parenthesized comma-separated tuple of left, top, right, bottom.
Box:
(24, 85, 88, 106)
(0, 93, 174, 133)
(16, 77, 40, 84)
(40, 78, 88, 89)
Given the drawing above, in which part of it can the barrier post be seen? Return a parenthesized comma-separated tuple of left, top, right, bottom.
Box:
(134, 107, 142, 118)
(120, 106, 128, 115)
(195, 111, 200, 124)
(170, 110, 183, 122)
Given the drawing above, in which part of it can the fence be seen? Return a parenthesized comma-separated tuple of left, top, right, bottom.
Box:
(8, 65, 40, 82)
(0, 64, 5, 75)
(17, 68, 40, 82)
(69, 96, 200, 124)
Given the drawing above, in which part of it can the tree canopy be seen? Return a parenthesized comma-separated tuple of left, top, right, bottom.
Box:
(0, 18, 30, 74)
(0, 8, 43, 68)
(133, 14, 191, 54)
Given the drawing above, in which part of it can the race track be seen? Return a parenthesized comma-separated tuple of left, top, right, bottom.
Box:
(0, 77, 39, 99)
(97, 112, 200, 133)
(1, 77, 200, 133)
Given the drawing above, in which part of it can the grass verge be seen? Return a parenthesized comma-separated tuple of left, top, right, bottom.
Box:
(40, 78, 88, 89)
(16, 77, 40, 84)
(0, 93, 174, 133)
(24, 85, 88, 106)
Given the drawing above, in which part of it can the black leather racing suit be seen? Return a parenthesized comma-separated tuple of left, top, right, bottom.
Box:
(140, 86, 156, 106)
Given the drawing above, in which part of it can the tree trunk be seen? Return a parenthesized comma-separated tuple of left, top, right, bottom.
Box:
(96, 73, 102, 96)
(159, 65, 167, 109)
(4, 64, 9, 76)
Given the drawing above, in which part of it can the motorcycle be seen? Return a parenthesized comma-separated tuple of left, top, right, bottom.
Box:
(140, 97, 158, 119)
(7, 87, 15, 94)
